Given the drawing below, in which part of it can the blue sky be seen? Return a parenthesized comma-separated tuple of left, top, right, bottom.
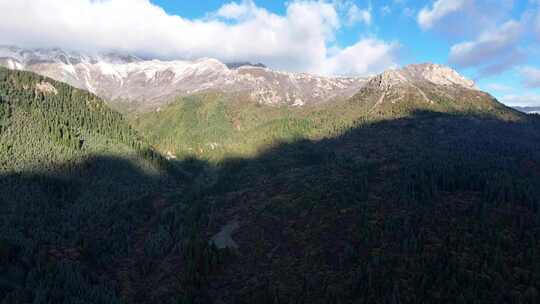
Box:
(0, 0, 539, 106)
(150, 0, 540, 106)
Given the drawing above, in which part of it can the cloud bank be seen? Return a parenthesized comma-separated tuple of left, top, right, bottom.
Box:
(417, 0, 539, 78)
(501, 93, 540, 107)
(0, 0, 399, 76)
(448, 20, 524, 75)
(418, 0, 466, 30)
(417, 0, 517, 36)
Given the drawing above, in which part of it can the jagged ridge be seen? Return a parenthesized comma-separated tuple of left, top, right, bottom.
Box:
(0, 46, 368, 110)
(0, 47, 488, 114)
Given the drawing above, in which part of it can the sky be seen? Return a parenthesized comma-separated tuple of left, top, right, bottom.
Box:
(0, 0, 539, 106)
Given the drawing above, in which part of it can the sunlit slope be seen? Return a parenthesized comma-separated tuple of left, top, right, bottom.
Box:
(0, 67, 164, 173)
(132, 71, 523, 162)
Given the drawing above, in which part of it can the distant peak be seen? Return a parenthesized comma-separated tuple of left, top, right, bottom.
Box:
(98, 52, 142, 64)
(370, 63, 476, 90)
(0, 45, 142, 65)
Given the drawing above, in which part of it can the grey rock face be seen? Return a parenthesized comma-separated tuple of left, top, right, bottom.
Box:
(354, 64, 491, 114)
(0, 47, 480, 112)
(366, 63, 477, 91)
(0, 46, 368, 111)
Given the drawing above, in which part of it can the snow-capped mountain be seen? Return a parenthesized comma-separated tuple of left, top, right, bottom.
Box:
(0, 46, 369, 110)
(0, 46, 482, 112)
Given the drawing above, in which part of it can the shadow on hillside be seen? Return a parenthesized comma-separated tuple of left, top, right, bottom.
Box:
(1, 110, 540, 304)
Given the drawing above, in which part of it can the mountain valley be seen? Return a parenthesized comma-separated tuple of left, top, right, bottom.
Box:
(1, 46, 540, 304)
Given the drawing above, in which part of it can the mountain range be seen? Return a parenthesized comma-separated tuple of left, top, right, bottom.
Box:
(0, 46, 368, 111)
(513, 106, 540, 114)
(0, 46, 483, 113)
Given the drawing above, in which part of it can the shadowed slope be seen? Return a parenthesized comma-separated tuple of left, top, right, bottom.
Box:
(2, 109, 540, 303)
(199, 110, 540, 303)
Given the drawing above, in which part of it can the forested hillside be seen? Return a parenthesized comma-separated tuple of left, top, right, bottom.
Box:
(132, 89, 540, 303)
(1, 67, 540, 303)
(0, 67, 183, 303)
(198, 110, 540, 303)
(132, 83, 523, 163)
(0, 67, 169, 172)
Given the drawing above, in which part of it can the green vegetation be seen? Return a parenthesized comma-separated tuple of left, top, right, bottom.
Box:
(132, 93, 376, 163)
(0, 67, 171, 173)
(192, 110, 540, 303)
(0, 68, 214, 303)
(132, 85, 522, 163)
(1, 67, 540, 303)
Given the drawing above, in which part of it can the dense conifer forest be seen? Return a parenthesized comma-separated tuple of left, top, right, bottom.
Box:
(1, 67, 540, 303)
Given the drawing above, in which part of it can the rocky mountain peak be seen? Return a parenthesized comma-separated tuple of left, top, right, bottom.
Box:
(403, 63, 476, 89)
(368, 63, 477, 91)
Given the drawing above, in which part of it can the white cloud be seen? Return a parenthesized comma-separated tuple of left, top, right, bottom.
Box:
(0, 0, 399, 76)
(418, 0, 466, 30)
(347, 4, 372, 26)
(449, 20, 523, 70)
(320, 38, 400, 75)
(417, 0, 516, 39)
(501, 93, 540, 106)
(216, 0, 256, 20)
(428, 1, 538, 77)
(520, 66, 540, 88)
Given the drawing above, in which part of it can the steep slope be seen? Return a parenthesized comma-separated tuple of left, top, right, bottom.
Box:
(349, 63, 519, 119)
(131, 84, 540, 302)
(0, 46, 367, 111)
(0, 67, 163, 171)
(133, 63, 522, 162)
(198, 110, 540, 303)
(132, 92, 379, 161)
(0, 67, 181, 303)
